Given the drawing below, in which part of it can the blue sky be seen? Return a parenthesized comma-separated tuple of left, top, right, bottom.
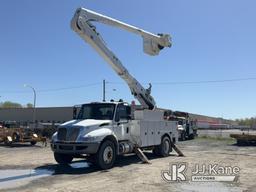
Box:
(0, 0, 256, 119)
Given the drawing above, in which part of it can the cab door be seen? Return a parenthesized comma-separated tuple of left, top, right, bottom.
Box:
(113, 104, 131, 141)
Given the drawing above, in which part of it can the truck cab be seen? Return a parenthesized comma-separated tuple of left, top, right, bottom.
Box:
(51, 102, 132, 168)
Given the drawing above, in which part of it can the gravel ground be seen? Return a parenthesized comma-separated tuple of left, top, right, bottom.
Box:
(0, 138, 256, 192)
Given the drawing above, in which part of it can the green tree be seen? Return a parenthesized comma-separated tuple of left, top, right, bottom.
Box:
(0, 101, 22, 108)
(236, 117, 256, 127)
(26, 103, 34, 108)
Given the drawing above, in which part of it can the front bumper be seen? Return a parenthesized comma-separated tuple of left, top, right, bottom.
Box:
(51, 141, 100, 154)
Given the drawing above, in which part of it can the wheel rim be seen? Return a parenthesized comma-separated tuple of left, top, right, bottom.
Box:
(103, 146, 113, 164)
(163, 139, 170, 154)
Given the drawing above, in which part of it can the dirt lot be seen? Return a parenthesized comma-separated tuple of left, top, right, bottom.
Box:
(0, 138, 256, 192)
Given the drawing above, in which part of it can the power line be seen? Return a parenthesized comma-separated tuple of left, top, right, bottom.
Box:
(37, 82, 101, 92)
(0, 82, 101, 94)
(1, 77, 256, 94)
(153, 77, 256, 85)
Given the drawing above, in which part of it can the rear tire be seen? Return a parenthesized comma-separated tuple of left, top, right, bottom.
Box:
(188, 133, 195, 140)
(30, 141, 37, 145)
(152, 147, 160, 156)
(54, 153, 73, 165)
(153, 136, 171, 157)
(159, 136, 171, 157)
(96, 140, 116, 170)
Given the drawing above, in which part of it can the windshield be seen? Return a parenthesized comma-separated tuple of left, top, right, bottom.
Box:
(77, 103, 115, 120)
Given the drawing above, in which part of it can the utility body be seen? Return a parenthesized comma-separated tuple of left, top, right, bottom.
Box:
(51, 8, 177, 169)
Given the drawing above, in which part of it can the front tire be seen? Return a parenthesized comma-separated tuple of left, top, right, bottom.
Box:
(54, 153, 73, 165)
(180, 131, 186, 141)
(4, 140, 12, 146)
(12, 133, 20, 142)
(96, 140, 116, 170)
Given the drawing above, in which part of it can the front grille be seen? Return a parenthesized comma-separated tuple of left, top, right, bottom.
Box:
(57, 128, 67, 141)
(69, 128, 80, 141)
(57, 127, 80, 142)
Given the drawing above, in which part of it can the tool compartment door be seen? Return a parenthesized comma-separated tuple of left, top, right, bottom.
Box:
(130, 120, 147, 147)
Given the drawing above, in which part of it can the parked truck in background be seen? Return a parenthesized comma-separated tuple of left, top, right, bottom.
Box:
(164, 110, 197, 141)
(0, 121, 40, 145)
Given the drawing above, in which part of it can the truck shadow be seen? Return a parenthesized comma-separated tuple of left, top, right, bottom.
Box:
(35, 152, 176, 175)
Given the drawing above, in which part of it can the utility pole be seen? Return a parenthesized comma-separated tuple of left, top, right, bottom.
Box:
(24, 84, 36, 129)
(103, 79, 106, 102)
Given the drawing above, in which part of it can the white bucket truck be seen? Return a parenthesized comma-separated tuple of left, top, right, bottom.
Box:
(51, 8, 178, 169)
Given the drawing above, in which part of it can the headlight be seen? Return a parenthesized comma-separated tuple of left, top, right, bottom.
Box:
(7, 136, 12, 142)
(33, 134, 38, 138)
(51, 132, 57, 141)
(81, 135, 100, 142)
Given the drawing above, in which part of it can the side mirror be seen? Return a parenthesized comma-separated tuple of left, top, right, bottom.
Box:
(73, 107, 77, 119)
(115, 115, 120, 122)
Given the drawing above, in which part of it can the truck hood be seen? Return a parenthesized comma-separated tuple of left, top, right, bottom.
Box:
(60, 119, 112, 128)
(55, 119, 114, 142)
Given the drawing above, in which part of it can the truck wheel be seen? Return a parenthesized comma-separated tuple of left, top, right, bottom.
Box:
(180, 132, 186, 141)
(159, 136, 171, 157)
(4, 140, 12, 146)
(237, 140, 246, 146)
(96, 140, 116, 170)
(54, 153, 73, 165)
(188, 134, 194, 140)
(30, 141, 37, 145)
(12, 133, 20, 142)
(152, 147, 160, 156)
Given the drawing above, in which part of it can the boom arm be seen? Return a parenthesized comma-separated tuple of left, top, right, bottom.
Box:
(71, 8, 171, 109)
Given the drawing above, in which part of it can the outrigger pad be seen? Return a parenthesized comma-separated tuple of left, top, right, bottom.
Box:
(134, 147, 151, 164)
(170, 141, 185, 157)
